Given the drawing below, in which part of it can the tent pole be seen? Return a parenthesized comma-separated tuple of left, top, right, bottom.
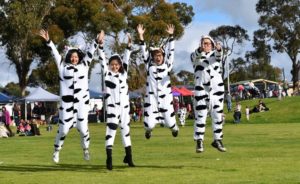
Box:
(25, 100, 27, 121)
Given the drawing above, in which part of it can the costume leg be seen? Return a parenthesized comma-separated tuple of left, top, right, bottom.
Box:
(210, 78, 225, 140)
(54, 102, 74, 151)
(76, 102, 90, 149)
(120, 108, 131, 147)
(105, 105, 119, 148)
(143, 100, 158, 131)
(194, 85, 210, 140)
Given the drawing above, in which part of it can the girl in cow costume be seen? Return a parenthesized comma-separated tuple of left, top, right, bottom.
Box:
(97, 33, 135, 170)
(137, 24, 179, 139)
(191, 35, 226, 153)
(39, 29, 104, 163)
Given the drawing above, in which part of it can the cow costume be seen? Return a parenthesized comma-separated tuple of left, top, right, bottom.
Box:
(98, 45, 135, 170)
(46, 39, 99, 163)
(139, 36, 179, 138)
(191, 35, 226, 152)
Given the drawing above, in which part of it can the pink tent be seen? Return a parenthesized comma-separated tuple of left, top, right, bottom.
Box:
(179, 87, 194, 96)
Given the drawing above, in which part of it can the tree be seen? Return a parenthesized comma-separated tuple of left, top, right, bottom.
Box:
(1, 0, 194, 94)
(2, 82, 23, 97)
(256, 0, 300, 89)
(0, 0, 54, 96)
(209, 25, 250, 80)
(177, 70, 194, 85)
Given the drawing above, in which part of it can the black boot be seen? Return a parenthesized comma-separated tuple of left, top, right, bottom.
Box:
(106, 148, 113, 170)
(123, 146, 135, 167)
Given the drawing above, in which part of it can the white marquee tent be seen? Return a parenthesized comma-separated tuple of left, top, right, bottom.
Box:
(24, 87, 60, 102)
(23, 87, 60, 120)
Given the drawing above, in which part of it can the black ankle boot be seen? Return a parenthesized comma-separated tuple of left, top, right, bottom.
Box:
(106, 148, 113, 170)
(123, 146, 135, 167)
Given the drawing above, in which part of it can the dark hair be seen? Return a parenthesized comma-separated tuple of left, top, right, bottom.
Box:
(150, 49, 165, 58)
(65, 49, 85, 64)
(109, 55, 124, 73)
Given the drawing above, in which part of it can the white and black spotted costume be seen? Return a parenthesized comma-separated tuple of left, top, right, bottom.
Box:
(139, 37, 179, 133)
(191, 36, 224, 141)
(98, 47, 132, 149)
(179, 107, 187, 126)
(47, 40, 98, 151)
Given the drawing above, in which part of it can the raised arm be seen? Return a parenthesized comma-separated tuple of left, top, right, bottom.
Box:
(38, 29, 62, 67)
(82, 30, 104, 66)
(97, 31, 108, 74)
(190, 46, 203, 64)
(122, 33, 132, 73)
(215, 41, 223, 62)
(137, 24, 149, 64)
(165, 24, 175, 70)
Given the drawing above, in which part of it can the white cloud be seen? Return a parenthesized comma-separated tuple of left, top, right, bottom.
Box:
(195, 0, 259, 30)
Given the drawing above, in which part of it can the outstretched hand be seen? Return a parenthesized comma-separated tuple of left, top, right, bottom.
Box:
(38, 29, 49, 42)
(137, 24, 145, 35)
(97, 30, 105, 44)
(127, 33, 132, 47)
(216, 41, 222, 51)
(166, 24, 175, 35)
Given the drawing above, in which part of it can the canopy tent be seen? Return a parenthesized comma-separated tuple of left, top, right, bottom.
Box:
(172, 90, 181, 97)
(172, 86, 194, 96)
(0, 92, 13, 103)
(231, 79, 279, 92)
(24, 87, 60, 102)
(23, 87, 60, 120)
(179, 87, 194, 96)
(172, 87, 183, 96)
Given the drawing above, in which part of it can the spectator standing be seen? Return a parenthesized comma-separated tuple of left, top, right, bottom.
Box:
(233, 102, 242, 123)
(1, 107, 14, 137)
(225, 92, 232, 112)
(245, 106, 250, 121)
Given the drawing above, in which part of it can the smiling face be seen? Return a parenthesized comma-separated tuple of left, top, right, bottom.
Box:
(70, 52, 79, 65)
(201, 38, 213, 53)
(109, 59, 121, 73)
(152, 50, 164, 65)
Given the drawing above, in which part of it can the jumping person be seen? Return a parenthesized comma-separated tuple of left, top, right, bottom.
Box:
(38, 29, 104, 163)
(97, 32, 135, 170)
(191, 35, 226, 153)
(137, 24, 179, 139)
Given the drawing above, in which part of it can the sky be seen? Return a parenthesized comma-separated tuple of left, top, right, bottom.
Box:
(0, 0, 294, 91)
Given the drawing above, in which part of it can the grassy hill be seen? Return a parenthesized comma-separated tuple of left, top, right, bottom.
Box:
(0, 96, 299, 184)
(224, 96, 300, 124)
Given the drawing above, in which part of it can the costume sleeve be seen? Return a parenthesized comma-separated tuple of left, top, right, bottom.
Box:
(139, 40, 149, 65)
(122, 47, 132, 74)
(98, 46, 108, 76)
(190, 48, 202, 64)
(165, 35, 175, 71)
(215, 48, 223, 63)
(47, 41, 62, 68)
(82, 40, 99, 67)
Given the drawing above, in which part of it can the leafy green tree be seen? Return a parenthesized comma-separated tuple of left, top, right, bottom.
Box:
(1, 0, 194, 94)
(2, 82, 23, 97)
(209, 25, 250, 80)
(256, 0, 300, 89)
(0, 0, 54, 96)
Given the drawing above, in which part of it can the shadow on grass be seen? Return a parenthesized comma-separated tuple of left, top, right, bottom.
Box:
(0, 163, 187, 172)
(0, 164, 107, 173)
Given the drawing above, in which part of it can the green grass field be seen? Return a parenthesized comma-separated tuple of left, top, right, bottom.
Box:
(1, 96, 300, 184)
